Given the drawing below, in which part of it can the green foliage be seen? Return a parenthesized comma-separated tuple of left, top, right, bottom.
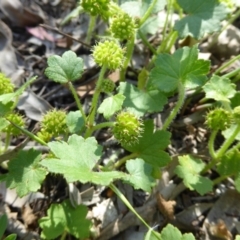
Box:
(174, 0, 228, 39)
(0, 149, 47, 197)
(40, 134, 125, 185)
(45, 51, 84, 83)
(118, 82, 168, 116)
(217, 150, 240, 176)
(0, 214, 17, 240)
(66, 111, 84, 133)
(39, 200, 91, 239)
(98, 93, 125, 119)
(203, 75, 236, 103)
(148, 46, 210, 92)
(125, 158, 155, 192)
(2, 0, 240, 238)
(175, 155, 213, 195)
(124, 120, 171, 167)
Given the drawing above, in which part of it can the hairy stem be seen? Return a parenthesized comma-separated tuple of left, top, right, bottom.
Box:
(120, 35, 135, 81)
(5, 119, 47, 146)
(85, 65, 107, 137)
(114, 152, 139, 169)
(86, 15, 96, 44)
(139, 0, 158, 27)
(216, 124, 240, 159)
(68, 81, 87, 123)
(162, 81, 185, 130)
(87, 121, 115, 136)
(110, 183, 160, 239)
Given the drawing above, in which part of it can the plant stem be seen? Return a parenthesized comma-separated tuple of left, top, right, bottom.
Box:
(114, 152, 139, 169)
(138, 30, 156, 54)
(216, 124, 240, 159)
(162, 81, 185, 130)
(208, 130, 218, 159)
(139, 0, 158, 27)
(110, 183, 160, 239)
(86, 121, 115, 136)
(85, 65, 107, 138)
(214, 54, 240, 75)
(5, 119, 47, 146)
(68, 81, 87, 123)
(86, 15, 96, 44)
(120, 35, 135, 82)
(223, 67, 240, 79)
(60, 230, 67, 240)
(213, 175, 230, 185)
(4, 132, 11, 152)
(161, 0, 173, 45)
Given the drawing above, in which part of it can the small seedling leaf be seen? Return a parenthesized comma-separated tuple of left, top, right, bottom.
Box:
(125, 158, 155, 192)
(45, 51, 84, 83)
(98, 93, 125, 119)
(66, 111, 84, 133)
(203, 75, 236, 103)
(175, 155, 213, 195)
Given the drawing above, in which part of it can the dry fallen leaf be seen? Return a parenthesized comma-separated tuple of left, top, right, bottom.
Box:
(0, 0, 44, 27)
(157, 193, 176, 220)
(207, 219, 232, 240)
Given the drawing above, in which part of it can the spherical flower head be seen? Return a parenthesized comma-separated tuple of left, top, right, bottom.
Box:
(37, 129, 52, 143)
(233, 106, 240, 123)
(0, 73, 14, 95)
(112, 111, 143, 146)
(40, 109, 68, 136)
(101, 79, 115, 93)
(92, 40, 124, 70)
(110, 12, 136, 40)
(3, 113, 25, 136)
(81, 0, 110, 20)
(205, 108, 232, 131)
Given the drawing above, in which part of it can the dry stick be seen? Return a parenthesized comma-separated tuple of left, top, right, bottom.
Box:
(39, 24, 91, 48)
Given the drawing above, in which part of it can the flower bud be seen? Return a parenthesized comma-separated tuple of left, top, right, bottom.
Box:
(112, 111, 143, 145)
(205, 108, 232, 131)
(92, 40, 124, 70)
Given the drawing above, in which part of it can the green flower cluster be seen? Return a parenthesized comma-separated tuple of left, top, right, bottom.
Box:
(0, 73, 14, 95)
(92, 40, 124, 70)
(37, 109, 68, 142)
(112, 111, 143, 146)
(205, 108, 232, 131)
(81, 0, 110, 20)
(3, 113, 25, 136)
(101, 79, 115, 93)
(110, 12, 136, 40)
